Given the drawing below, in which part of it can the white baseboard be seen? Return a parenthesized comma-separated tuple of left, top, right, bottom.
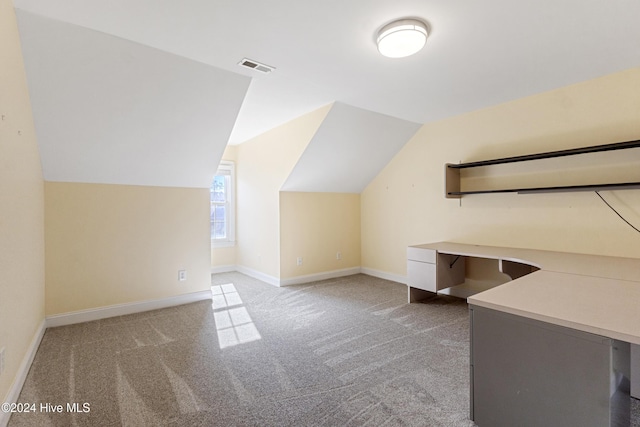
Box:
(360, 267, 407, 285)
(217, 265, 407, 287)
(234, 265, 280, 287)
(210, 265, 237, 274)
(45, 290, 213, 328)
(0, 320, 46, 427)
(279, 267, 362, 286)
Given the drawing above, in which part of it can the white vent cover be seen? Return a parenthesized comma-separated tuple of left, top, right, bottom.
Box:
(238, 58, 275, 73)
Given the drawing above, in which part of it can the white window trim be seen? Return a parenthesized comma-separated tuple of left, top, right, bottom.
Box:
(212, 160, 236, 248)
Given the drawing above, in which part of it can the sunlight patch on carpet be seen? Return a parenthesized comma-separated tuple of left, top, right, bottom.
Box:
(212, 283, 262, 349)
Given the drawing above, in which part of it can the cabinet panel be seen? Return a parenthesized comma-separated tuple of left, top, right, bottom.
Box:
(632, 344, 640, 399)
(470, 306, 629, 427)
(407, 260, 436, 293)
(436, 253, 465, 290)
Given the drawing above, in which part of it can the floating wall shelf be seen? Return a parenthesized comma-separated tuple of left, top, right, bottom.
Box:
(445, 140, 640, 198)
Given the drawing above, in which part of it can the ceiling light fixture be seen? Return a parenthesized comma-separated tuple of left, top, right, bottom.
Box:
(376, 19, 428, 58)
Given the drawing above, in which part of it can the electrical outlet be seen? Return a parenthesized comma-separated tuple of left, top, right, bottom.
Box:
(336, 251, 342, 260)
(178, 270, 187, 281)
(296, 257, 303, 266)
(0, 347, 5, 376)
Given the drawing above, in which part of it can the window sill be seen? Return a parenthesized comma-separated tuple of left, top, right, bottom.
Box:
(212, 240, 236, 249)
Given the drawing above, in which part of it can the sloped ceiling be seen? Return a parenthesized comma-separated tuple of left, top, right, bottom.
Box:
(12, 1, 640, 190)
(282, 103, 421, 193)
(13, 0, 640, 147)
(17, 11, 250, 188)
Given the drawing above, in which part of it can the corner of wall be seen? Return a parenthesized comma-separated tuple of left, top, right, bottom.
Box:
(234, 104, 332, 280)
(279, 192, 361, 280)
(360, 67, 640, 278)
(0, 0, 46, 409)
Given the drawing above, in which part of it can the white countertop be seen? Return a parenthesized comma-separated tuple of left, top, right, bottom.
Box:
(411, 242, 640, 344)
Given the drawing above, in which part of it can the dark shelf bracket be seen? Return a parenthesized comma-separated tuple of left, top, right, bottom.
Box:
(449, 255, 462, 268)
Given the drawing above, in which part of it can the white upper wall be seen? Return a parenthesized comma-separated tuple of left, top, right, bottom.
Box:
(281, 103, 421, 193)
(17, 11, 250, 188)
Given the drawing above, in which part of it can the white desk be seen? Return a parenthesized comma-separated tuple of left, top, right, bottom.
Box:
(407, 242, 640, 426)
(407, 241, 640, 344)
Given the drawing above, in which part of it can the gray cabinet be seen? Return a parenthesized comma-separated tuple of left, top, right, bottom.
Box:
(470, 305, 630, 427)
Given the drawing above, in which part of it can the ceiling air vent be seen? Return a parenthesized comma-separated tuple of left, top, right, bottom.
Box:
(238, 58, 275, 74)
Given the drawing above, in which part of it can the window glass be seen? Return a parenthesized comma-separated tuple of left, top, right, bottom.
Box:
(210, 162, 235, 246)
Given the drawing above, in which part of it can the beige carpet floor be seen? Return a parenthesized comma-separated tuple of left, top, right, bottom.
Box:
(8, 272, 640, 426)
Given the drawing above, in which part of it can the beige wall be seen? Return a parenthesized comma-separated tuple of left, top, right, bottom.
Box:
(45, 182, 211, 315)
(0, 0, 45, 403)
(236, 105, 332, 279)
(211, 145, 238, 269)
(280, 192, 361, 279)
(362, 67, 640, 278)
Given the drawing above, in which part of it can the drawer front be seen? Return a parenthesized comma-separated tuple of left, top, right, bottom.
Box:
(407, 247, 436, 263)
(407, 260, 436, 292)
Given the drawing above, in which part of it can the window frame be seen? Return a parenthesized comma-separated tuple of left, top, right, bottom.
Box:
(211, 161, 236, 248)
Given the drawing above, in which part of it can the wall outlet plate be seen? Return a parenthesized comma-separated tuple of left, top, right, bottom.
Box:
(296, 257, 303, 266)
(178, 270, 187, 281)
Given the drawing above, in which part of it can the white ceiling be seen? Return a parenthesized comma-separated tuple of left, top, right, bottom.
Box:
(13, 0, 640, 189)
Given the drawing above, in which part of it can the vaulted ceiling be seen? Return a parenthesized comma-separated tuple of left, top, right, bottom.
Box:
(14, 0, 640, 189)
(17, 11, 249, 188)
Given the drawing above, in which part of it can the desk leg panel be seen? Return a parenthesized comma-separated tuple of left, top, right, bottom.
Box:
(470, 306, 630, 427)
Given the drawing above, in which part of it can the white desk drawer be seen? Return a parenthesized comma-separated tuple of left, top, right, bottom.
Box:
(407, 260, 436, 293)
(407, 247, 436, 263)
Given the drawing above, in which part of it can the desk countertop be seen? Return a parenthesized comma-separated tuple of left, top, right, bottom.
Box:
(411, 242, 640, 344)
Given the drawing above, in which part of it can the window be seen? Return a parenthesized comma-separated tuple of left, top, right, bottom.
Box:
(211, 161, 235, 247)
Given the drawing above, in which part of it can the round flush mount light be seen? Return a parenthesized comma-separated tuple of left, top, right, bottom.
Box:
(376, 19, 428, 58)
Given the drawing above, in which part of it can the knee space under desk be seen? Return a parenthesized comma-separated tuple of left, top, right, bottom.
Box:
(406, 245, 538, 302)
